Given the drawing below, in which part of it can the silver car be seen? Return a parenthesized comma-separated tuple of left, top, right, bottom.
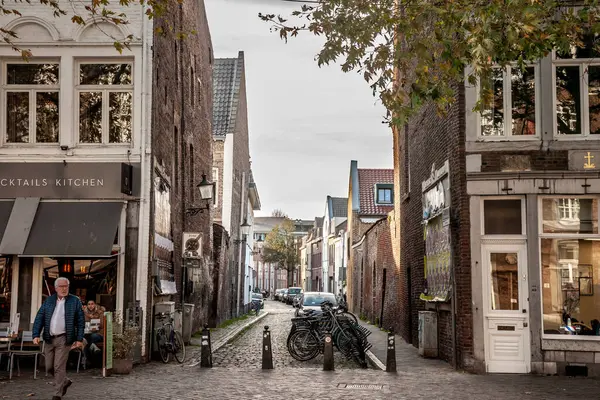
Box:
(294, 292, 338, 316)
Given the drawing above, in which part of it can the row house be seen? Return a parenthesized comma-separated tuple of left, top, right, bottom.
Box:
(321, 196, 348, 294)
(212, 51, 260, 321)
(399, 35, 600, 376)
(0, 0, 215, 361)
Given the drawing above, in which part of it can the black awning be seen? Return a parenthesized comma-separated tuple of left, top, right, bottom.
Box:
(23, 202, 122, 257)
(0, 200, 14, 246)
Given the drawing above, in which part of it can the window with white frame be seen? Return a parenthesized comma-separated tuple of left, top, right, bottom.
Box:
(540, 197, 600, 338)
(212, 167, 219, 207)
(375, 184, 393, 205)
(4, 62, 59, 144)
(480, 65, 538, 137)
(77, 62, 133, 144)
(554, 34, 600, 137)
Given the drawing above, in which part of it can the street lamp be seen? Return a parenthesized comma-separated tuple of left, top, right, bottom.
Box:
(185, 173, 214, 216)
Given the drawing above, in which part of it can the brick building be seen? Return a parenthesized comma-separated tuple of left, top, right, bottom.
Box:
(400, 42, 600, 375)
(212, 51, 254, 318)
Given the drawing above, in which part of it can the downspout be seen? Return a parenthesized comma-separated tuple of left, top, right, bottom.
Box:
(235, 172, 247, 316)
(179, 3, 187, 310)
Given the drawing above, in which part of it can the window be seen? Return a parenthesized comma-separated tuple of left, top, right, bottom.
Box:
(4, 62, 59, 144)
(212, 167, 219, 207)
(480, 66, 538, 137)
(554, 34, 600, 137)
(376, 184, 393, 205)
(77, 63, 133, 144)
(483, 199, 523, 235)
(540, 196, 600, 339)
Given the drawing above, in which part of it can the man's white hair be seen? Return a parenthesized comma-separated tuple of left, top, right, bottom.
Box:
(55, 277, 70, 287)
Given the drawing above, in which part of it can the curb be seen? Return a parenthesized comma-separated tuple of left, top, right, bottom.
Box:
(188, 312, 269, 367)
(366, 349, 386, 371)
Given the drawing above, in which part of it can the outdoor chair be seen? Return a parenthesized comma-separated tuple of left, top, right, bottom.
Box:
(9, 331, 44, 379)
(0, 330, 11, 372)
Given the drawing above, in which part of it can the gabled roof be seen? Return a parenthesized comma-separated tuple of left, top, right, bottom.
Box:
(328, 196, 348, 219)
(213, 51, 244, 137)
(358, 168, 394, 216)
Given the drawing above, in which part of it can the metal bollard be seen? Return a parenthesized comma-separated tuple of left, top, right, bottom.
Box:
(323, 332, 334, 371)
(262, 326, 274, 369)
(386, 327, 397, 373)
(200, 324, 213, 368)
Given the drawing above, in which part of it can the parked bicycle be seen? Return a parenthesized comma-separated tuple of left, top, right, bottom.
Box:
(155, 312, 186, 364)
(287, 301, 370, 367)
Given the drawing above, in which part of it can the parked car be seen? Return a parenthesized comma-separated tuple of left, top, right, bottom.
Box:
(251, 292, 264, 309)
(275, 289, 284, 301)
(286, 287, 302, 305)
(281, 289, 289, 303)
(294, 292, 338, 316)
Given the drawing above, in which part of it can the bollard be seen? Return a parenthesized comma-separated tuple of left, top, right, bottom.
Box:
(200, 324, 213, 368)
(262, 326, 274, 369)
(386, 327, 397, 373)
(323, 332, 334, 371)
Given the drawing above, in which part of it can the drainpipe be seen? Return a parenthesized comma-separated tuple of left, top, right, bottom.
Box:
(235, 172, 247, 316)
(179, 3, 186, 310)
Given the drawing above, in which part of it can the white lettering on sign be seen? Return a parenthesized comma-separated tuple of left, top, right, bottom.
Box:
(0, 178, 104, 188)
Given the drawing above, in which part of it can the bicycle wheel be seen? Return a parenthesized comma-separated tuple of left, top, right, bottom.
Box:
(156, 328, 170, 363)
(173, 331, 186, 363)
(287, 329, 320, 361)
(338, 326, 368, 368)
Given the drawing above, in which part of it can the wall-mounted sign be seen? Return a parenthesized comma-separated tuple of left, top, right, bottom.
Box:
(568, 150, 600, 171)
(0, 162, 140, 199)
(422, 160, 450, 220)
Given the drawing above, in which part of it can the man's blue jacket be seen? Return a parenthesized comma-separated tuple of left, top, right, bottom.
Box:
(33, 293, 85, 345)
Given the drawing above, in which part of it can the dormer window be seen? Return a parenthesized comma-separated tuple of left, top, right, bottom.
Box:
(375, 184, 393, 205)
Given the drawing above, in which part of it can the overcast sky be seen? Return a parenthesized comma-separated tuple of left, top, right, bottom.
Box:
(205, 0, 392, 220)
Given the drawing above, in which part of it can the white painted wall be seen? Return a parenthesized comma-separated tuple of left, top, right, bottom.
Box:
(221, 133, 234, 233)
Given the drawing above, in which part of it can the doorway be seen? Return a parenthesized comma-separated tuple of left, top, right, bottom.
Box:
(482, 243, 530, 373)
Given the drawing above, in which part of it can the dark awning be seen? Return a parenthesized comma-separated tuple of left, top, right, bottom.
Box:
(0, 200, 15, 247)
(0, 197, 39, 254)
(22, 202, 122, 257)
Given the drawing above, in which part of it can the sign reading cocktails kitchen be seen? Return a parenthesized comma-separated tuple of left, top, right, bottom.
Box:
(0, 163, 140, 199)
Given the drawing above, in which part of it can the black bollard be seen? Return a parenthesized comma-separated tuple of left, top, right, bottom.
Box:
(386, 327, 397, 373)
(200, 324, 213, 368)
(323, 332, 334, 371)
(262, 326, 274, 369)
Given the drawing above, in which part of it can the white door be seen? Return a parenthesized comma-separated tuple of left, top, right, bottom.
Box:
(483, 243, 530, 373)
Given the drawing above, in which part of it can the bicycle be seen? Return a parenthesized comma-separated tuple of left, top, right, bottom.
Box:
(155, 312, 186, 364)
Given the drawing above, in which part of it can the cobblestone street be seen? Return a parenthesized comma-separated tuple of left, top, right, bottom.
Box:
(213, 300, 365, 369)
(1, 300, 599, 399)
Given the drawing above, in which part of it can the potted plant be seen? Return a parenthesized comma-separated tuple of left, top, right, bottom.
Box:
(112, 314, 138, 374)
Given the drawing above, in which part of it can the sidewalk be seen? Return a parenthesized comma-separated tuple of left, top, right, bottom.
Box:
(361, 322, 452, 373)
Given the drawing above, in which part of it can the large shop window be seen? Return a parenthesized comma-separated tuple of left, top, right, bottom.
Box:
(3, 62, 60, 144)
(554, 34, 600, 137)
(42, 257, 118, 311)
(479, 66, 538, 137)
(77, 62, 133, 144)
(540, 198, 600, 338)
(0, 257, 12, 323)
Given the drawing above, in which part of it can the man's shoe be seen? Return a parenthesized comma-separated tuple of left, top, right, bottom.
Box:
(62, 379, 72, 396)
(52, 396, 61, 400)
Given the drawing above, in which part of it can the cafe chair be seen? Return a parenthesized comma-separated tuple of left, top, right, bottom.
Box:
(70, 346, 84, 373)
(0, 331, 11, 371)
(9, 331, 44, 379)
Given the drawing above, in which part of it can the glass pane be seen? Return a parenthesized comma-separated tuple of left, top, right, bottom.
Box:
(80, 64, 132, 85)
(7, 63, 59, 85)
(109, 92, 132, 143)
(483, 199, 522, 235)
(6, 92, 29, 143)
(0, 257, 12, 323)
(480, 69, 505, 136)
(36, 92, 59, 143)
(589, 66, 600, 135)
(511, 67, 536, 135)
(556, 66, 582, 135)
(79, 92, 102, 143)
(542, 198, 598, 234)
(490, 252, 519, 311)
(541, 238, 600, 336)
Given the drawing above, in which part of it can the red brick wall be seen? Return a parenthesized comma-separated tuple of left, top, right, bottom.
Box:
(151, 0, 214, 334)
(400, 83, 473, 370)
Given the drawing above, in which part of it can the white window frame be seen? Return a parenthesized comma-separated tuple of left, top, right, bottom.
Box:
(75, 60, 134, 146)
(2, 59, 60, 145)
(480, 196, 527, 239)
(538, 195, 600, 341)
(477, 64, 541, 140)
(553, 51, 600, 139)
(212, 167, 219, 208)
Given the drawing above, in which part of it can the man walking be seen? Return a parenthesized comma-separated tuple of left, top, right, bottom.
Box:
(33, 277, 85, 400)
